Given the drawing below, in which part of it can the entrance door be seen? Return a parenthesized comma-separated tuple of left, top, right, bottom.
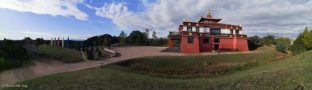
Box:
(214, 44, 219, 51)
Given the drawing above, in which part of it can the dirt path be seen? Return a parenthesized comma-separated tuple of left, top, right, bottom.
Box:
(0, 46, 250, 84)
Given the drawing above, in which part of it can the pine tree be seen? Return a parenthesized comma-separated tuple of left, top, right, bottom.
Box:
(119, 31, 127, 44)
(302, 27, 312, 50)
(119, 31, 127, 38)
(152, 31, 157, 39)
(145, 28, 150, 38)
(291, 33, 306, 55)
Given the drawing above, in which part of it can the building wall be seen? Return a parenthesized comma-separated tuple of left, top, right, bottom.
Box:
(173, 21, 249, 53)
(180, 35, 249, 53)
(180, 36, 200, 53)
(199, 37, 212, 52)
(236, 38, 249, 51)
(219, 38, 235, 51)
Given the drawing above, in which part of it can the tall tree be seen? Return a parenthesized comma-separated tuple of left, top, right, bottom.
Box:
(262, 35, 276, 46)
(119, 31, 127, 44)
(35, 38, 45, 45)
(248, 36, 263, 50)
(119, 31, 127, 38)
(145, 28, 150, 38)
(152, 31, 157, 39)
(291, 33, 306, 55)
(302, 27, 312, 50)
(99, 34, 112, 47)
(128, 30, 147, 45)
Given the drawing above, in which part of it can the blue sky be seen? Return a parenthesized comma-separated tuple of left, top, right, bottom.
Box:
(0, 0, 312, 40)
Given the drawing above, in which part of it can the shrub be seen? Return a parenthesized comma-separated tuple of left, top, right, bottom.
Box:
(275, 37, 291, 53)
(302, 27, 312, 50)
(276, 42, 288, 53)
(291, 33, 306, 55)
(262, 35, 276, 46)
(248, 36, 263, 50)
(39, 45, 83, 63)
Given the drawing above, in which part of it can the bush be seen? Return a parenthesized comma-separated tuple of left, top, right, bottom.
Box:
(127, 30, 148, 45)
(0, 39, 29, 71)
(275, 37, 291, 53)
(276, 42, 288, 53)
(85, 46, 112, 60)
(248, 36, 263, 50)
(302, 27, 312, 50)
(291, 33, 306, 55)
(39, 45, 83, 63)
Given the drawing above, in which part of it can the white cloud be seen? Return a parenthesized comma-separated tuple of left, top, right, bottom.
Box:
(0, 31, 93, 40)
(0, 0, 88, 20)
(94, 0, 312, 38)
(94, 2, 150, 31)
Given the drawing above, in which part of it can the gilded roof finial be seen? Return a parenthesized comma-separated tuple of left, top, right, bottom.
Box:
(207, 9, 213, 18)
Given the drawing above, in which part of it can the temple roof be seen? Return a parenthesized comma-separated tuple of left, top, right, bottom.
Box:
(198, 10, 222, 23)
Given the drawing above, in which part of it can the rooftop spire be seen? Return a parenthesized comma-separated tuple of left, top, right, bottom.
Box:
(207, 9, 213, 18)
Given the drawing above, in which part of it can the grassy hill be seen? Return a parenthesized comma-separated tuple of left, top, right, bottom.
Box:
(39, 45, 84, 63)
(5, 47, 312, 90)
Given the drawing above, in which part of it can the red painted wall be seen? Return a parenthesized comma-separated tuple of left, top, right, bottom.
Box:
(219, 38, 235, 51)
(168, 39, 174, 48)
(180, 36, 200, 53)
(199, 37, 211, 52)
(236, 38, 249, 51)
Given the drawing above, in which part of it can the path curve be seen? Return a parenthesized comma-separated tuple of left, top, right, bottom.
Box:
(0, 46, 250, 84)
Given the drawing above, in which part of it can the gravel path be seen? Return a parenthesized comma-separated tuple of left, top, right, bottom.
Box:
(0, 46, 250, 84)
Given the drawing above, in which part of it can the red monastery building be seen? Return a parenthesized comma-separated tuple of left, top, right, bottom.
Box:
(168, 10, 249, 53)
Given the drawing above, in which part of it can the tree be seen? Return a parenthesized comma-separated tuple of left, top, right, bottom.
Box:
(275, 37, 291, 53)
(145, 28, 150, 38)
(119, 31, 127, 38)
(35, 38, 45, 45)
(22, 37, 38, 55)
(119, 31, 127, 44)
(87, 47, 94, 60)
(302, 27, 312, 50)
(99, 34, 112, 47)
(1, 39, 29, 71)
(127, 30, 147, 45)
(152, 31, 157, 39)
(84, 34, 115, 47)
(291, 33, 306, 55)
(248, 36, 263, 50)
(262, 35, 276, 46)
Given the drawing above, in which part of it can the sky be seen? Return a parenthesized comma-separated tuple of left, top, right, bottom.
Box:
(0, 0, 312, 40)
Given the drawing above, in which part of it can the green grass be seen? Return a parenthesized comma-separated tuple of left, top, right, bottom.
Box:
(6, 47, 312, 90)
(114, 47, 285, 78)
(39, 45, 83, 63)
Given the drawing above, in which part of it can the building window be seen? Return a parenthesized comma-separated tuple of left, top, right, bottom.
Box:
(230, 29, 233, 34)
(214, 38, 220, 43)
(203, 37, 209, 43)
(196, 27, 199, 32)
(210, 28, 221, 35)
(188, 36, 193, 44)
(187, 27, 192, 32)
(235, 30, 239, 35)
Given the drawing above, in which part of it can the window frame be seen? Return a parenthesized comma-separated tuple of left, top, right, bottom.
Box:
(196, 27, 200, 32)
(203, 37, 209, 44)
(187, 27, 192, 32)
(187, 36, 193, 44)
(214, 38, 220, 43)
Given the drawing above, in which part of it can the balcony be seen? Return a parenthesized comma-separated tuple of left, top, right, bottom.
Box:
(168, 32, 181, 39)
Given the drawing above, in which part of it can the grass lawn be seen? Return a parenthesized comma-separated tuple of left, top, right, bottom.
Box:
(38, 45, 83, 63)
(6, 47, 312, 90)
(114, 46, 286, 78)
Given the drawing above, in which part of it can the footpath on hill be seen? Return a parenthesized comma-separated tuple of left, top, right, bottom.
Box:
(0, 46, 251, 84)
